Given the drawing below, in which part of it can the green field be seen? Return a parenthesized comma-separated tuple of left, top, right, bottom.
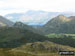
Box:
(47, 33, 75, 38)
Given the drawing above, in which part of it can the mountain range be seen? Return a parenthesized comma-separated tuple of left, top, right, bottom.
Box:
(1, 14, 75, 35)
(5, 10, 75, 26)
(1, 13, 75, 35)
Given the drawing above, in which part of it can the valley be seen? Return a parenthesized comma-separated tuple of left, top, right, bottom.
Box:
(0, 14, 75, 56)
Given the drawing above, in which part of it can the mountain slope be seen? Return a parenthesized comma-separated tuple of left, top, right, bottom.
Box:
(10, 41, 75, 56)
(13, 22, 44, 35)
(39, 15, 75, 35)
(0, 16, 14, 27)
(0, 27, 48, 48)
(0, 41, 75, 56)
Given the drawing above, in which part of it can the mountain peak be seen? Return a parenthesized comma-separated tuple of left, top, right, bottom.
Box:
(56, 15, 70, 22)
(14, 21, 26, 27)
(57, 14, 65, 18)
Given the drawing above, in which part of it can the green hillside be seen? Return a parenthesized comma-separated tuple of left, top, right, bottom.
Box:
(0, 27, 48, 48)
(39, 15, 75, 35)
(14, 22, 44, 35)
(0, 27, 75, 56)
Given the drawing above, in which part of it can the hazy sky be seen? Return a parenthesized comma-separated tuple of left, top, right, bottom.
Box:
(0, 0, 75, 15)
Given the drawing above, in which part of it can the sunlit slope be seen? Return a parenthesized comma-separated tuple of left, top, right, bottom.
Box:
(5, 41, 75, 56)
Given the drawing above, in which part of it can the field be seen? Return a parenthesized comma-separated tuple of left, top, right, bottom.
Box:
(47, 33, 75, 38)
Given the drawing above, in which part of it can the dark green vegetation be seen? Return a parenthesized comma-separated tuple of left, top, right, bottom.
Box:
(14, 22, 44, 35)
(39, 15, 75, 35)
(0, 27, 75, 56)
(47, 34, 75, 48)
(0, 27, 48, 48)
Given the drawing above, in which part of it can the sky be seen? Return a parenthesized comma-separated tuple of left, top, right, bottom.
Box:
(0, 0, 75, 16)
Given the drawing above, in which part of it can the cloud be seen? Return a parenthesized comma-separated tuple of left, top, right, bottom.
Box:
(0, 0, 75, 15)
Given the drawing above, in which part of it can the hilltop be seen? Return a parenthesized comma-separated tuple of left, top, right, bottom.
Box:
(38, 15, 75, 35)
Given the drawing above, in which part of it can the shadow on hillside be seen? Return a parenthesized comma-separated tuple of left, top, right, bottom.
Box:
(48, 37, 75, 48)
(0, 34, 75, 48)
(0, 36, 48, 48)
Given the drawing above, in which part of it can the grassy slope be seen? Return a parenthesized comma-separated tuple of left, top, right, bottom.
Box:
(2, 41, 75, 56)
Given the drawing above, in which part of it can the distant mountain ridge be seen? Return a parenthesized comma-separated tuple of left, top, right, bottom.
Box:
(5, 10, 61, 25)
(5, 10, 75, 26)
(5, 13, 24, 22)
